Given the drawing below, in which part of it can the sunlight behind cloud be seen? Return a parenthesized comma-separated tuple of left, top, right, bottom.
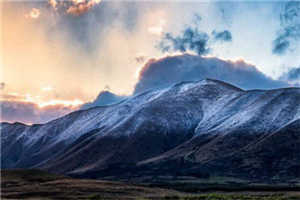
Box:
(41, 86, 54, 92)
(37, 99, 83, 108)
(25, 8, 40, 19)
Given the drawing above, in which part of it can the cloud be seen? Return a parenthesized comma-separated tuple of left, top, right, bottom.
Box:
(0, 101, 76, 124)
(25, 8, 40, 19)
(134, 54, 289, 94)
(49, 0, 58, 11)
(273, 36, 290, 55)
(157, 16, 232, 55)
(66, 0, 102, 16)
(280, 67, 300, 83)
(80, 90, 126, 110)
(158, 28, 210, 55)
(212, 30, 232, 42)
(47, 0, 102, 16)
(4, 1, 147, 98)
(272, 1, 300, 55)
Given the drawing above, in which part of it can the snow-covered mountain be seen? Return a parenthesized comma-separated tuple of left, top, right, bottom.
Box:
(1, 79, 300, 181)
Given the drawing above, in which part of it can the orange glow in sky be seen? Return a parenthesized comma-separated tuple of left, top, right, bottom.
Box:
(148, 19, 166, 36)
(25, 8, 40, 19)
(1, 92, 83, 108)
(37, 99, 83, 108)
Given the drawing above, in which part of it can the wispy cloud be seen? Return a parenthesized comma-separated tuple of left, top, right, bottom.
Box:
(272, 1, 300, 55)
(280, 66, 300, 84)
(157, 15, 232, 55)
(212, 30, 232, 42)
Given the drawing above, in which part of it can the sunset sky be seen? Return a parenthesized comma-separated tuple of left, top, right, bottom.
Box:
(2, 0, 300, 124)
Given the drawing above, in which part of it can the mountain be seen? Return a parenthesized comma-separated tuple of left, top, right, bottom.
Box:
(1, 79, 300, 182)
(80, 90, 126, 109)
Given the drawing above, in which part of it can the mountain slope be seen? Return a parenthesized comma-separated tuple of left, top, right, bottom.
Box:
(1, 79, 300, 181)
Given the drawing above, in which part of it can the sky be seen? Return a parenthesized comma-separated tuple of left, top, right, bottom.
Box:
(2, 0, 300, 124)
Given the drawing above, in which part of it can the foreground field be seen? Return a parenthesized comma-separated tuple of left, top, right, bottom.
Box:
(1, 169, 300, 200)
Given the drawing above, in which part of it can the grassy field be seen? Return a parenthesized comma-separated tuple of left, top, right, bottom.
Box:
(1, 169, 300, 200)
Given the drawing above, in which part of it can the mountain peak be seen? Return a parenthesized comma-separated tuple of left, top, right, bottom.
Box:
(80, 90, 125, 109)
(201, 78, 244, 91)
(170, 78, 244, 94)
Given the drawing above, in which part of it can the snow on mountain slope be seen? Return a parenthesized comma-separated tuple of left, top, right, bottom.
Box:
(35, 79, 243, 174)
(1, 79, 300, 180)
(195, 88, 300, 137)
(138, 88, 300, 167)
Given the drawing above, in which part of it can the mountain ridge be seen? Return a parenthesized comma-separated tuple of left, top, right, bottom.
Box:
(1, 79, 300, 181)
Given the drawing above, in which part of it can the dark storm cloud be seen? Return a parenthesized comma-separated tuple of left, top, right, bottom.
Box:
(273, 1, 300, 55)
(0, 101, 75, 124)
(80, 90, 126, 110)
(212, 30, 232, 42)
(134, 54, 289, 94)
